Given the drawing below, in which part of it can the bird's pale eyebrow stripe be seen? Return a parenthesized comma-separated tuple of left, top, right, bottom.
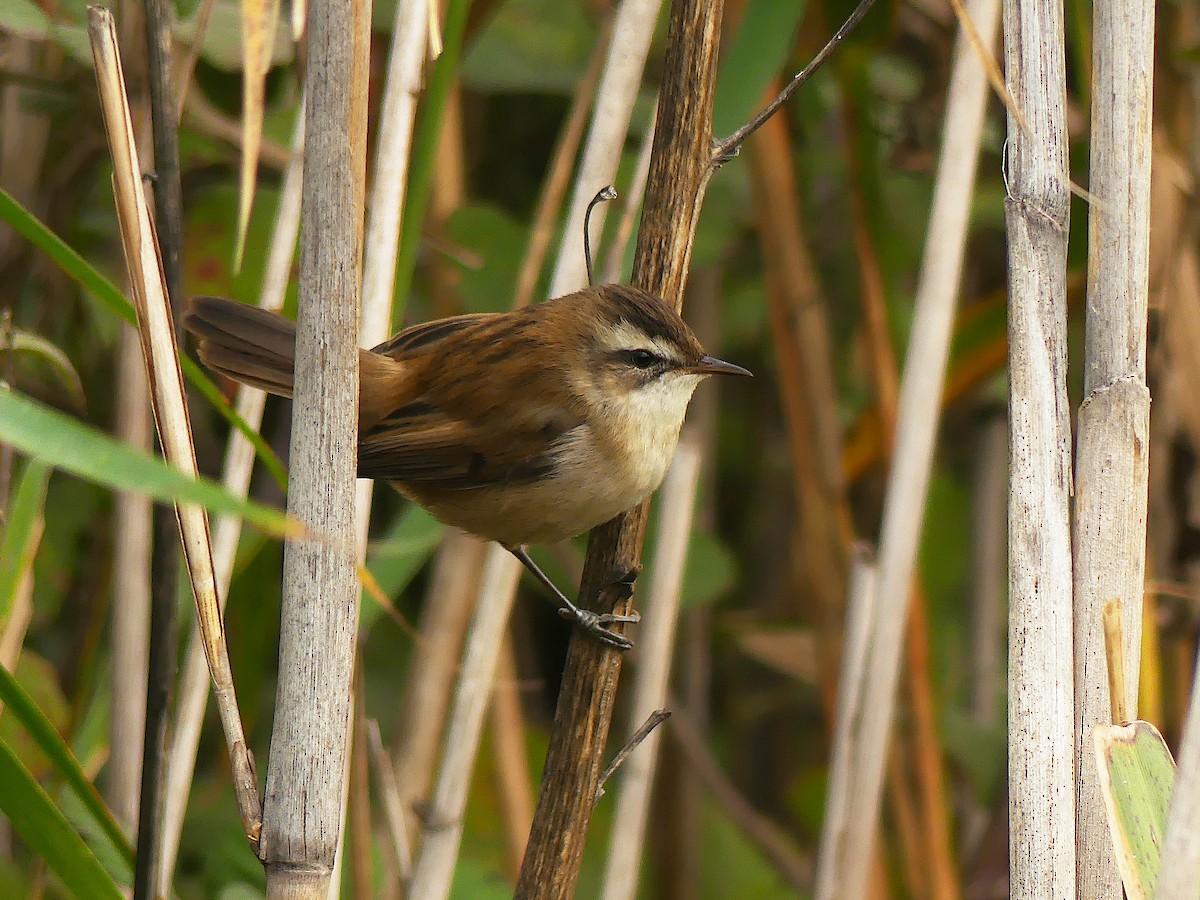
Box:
(595, 321, 684, 363)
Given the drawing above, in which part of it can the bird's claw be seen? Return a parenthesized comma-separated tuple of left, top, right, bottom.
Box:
(558, 606, 639, 651)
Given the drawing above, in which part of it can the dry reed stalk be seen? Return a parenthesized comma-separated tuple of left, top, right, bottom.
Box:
(841, 95, 959, 899)
(157, 108, 305, 895)
(110, 327, 152, 833)
(88, 3, 263, 853)
(367, 719, 412, 885)
(361, 0, 429, 350)
(259, 0, 368, 889)
(815, 547, 878, 900)
(517, 2, 725, 895)
(599, 442, 701, 900)
(490, 633, 534, 878)
(405, 547, 523, 899)
(390, 531, 486, 837)
(404, 2, 669, 890)
(1003, 0, 1076, 887)
(546, 0, 667, 296)
(834, 0, 999, 893)
(1072, 0, 1155, 888)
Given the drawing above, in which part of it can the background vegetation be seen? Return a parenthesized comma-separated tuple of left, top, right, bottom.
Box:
(0, 0, 1193, 895)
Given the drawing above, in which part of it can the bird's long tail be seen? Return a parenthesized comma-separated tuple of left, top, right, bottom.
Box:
(184, 296, 298, 397)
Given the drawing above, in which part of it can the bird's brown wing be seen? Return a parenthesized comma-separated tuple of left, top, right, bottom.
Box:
(370, 312, 506, 360)
(357, 399, 582, 490)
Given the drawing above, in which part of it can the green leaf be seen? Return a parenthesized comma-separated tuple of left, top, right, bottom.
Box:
(0, 188, 287, 489)
(7, 330, 86, 411)
(460, 0, 600, 95)
(1095, 720, 1176, 899)
(712, 0, 807, 138)
(444, 203, 528, 313)
(0, 738, 124, 899)
(0, 462, 50, 623)
(0, 0, 50, 39)
(0, 664, 133, 870)
(0, 389, 295, 537)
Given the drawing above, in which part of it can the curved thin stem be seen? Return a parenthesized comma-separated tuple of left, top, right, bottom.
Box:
(711, 0, 879, 164)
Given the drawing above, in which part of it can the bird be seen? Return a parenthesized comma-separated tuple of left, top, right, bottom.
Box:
(183, 283, 750, 649)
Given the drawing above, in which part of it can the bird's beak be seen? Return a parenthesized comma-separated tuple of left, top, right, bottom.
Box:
(687, 355, 753, 377)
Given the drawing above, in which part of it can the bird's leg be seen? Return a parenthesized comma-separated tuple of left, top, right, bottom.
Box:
(506, 545, 639, 651)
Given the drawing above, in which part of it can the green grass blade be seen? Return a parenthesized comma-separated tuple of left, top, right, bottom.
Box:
(0, 664, 134, 868)
(0, 188, 287, 489)
(0, 737, 124, 898)
(0, 389, 295, 537)
(1095, 720, 1176, 899)
(0, 461, 50, 622)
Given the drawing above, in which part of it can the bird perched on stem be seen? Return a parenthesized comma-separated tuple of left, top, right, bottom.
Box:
(184, 283, 749, 649)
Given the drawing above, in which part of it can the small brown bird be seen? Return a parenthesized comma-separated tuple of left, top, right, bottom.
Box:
(184, 284, 750, 648)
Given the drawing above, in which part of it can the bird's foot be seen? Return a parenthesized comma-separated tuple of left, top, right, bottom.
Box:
(557, 605, 639, 651)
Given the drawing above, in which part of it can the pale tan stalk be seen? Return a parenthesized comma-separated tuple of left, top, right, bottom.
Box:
(390, 531, 486, 838)
(1003, 0, 1076, 887)
(600, 441, 701, 900)
(838, 0, 1000, 894)
(109, 327, 153, 833)
(1072, 0, 1155, 890)
(89, 5, 263, 851)
(259, 0, 368, 889)
(815, 547, 878, 900)
(158, 108, 305, 896)
(367, 719, 412, 884)
(406, 547, 523, 900)
(547, 0, 667, 296)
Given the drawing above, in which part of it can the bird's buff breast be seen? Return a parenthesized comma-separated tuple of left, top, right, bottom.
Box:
(396, 420, 681, 547)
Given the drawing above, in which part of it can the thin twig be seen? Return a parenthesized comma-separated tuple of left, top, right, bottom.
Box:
(583, 185, 617, 286)
(594, 710, 671, 806)
(368, 719, 413, 885)
(711, 0, 879, 163)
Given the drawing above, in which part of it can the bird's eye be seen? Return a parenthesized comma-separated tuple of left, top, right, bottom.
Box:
(626, 349, 658, 369)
